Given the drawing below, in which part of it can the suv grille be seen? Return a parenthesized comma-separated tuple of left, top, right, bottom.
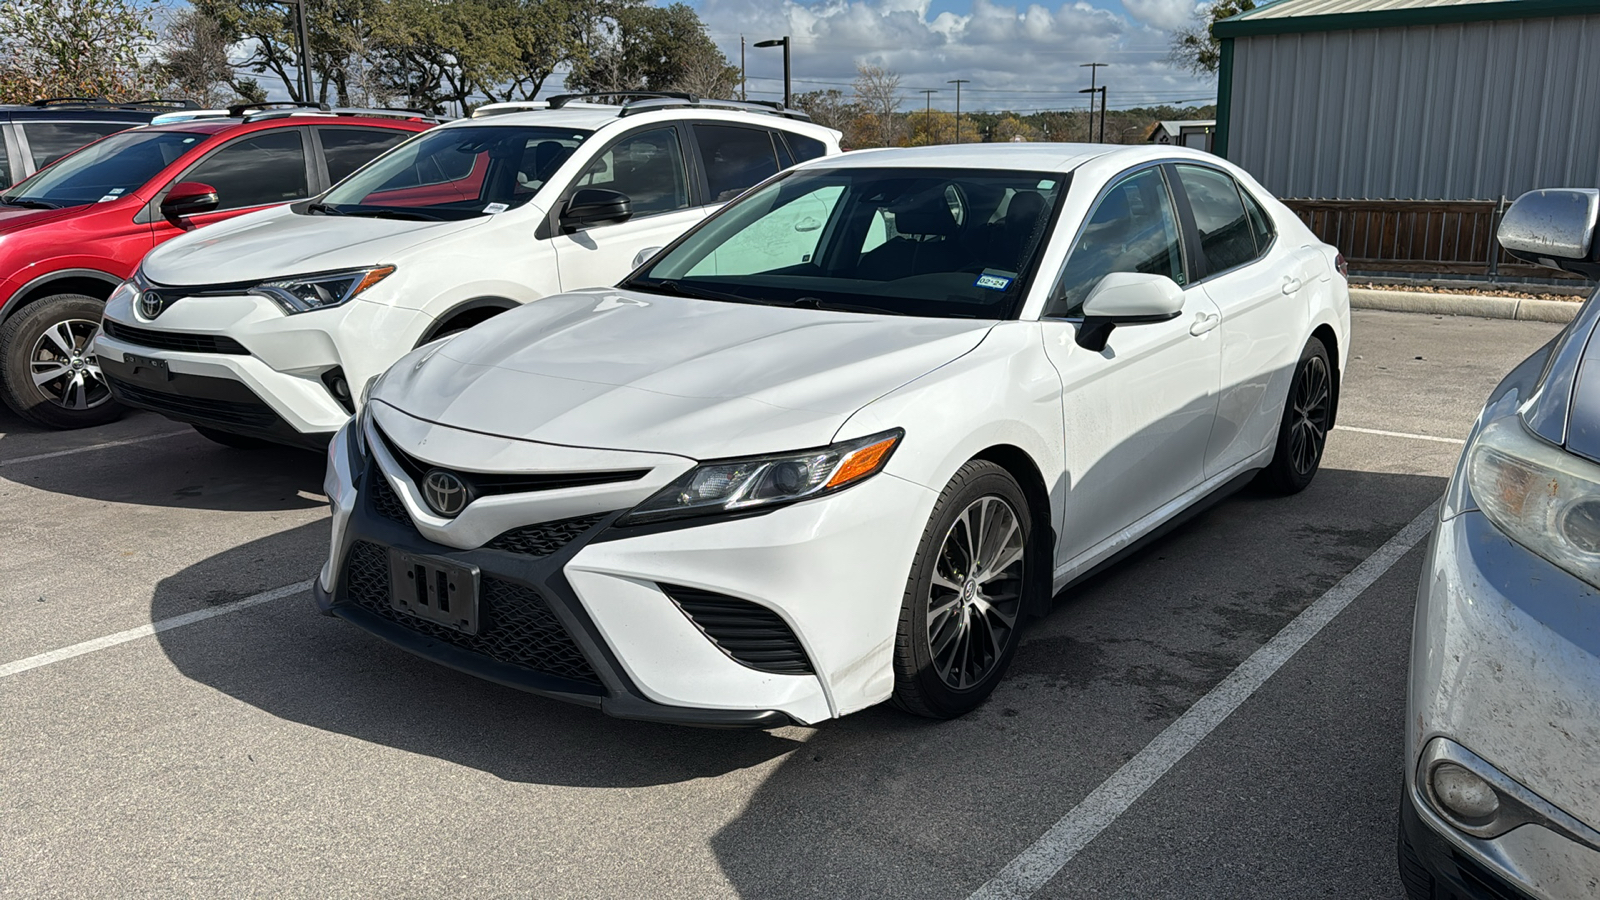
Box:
(486, 514, 607, 556)
(344, 540, 601, 686)
(111, 380, 277, 428)
(103, 320, 249, 354)
(660, 584, 814, 675)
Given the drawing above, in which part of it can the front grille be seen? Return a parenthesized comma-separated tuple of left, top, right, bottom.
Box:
(344, 540, 601, 686)
(369, 474, 413, 529)
(103, 320, 249, 355)
(375, 426, 648, 497)
(486, 513, 606, 556)
(110, 380, 277, 428)
(661, 584, 814, 675)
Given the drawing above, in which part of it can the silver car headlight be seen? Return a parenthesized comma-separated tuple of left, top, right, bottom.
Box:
(249, 265, 394, 314)
(1468, 416, 1600, 589)
(618, 429, 903, 525)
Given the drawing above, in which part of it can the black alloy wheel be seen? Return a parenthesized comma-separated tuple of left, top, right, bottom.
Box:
(1260, 338, 1333, 495)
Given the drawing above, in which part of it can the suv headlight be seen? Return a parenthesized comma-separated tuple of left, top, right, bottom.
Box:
(1468, 416, 1600, 589)
(618, 429, 903, 525)
(250, 265, 394, 314)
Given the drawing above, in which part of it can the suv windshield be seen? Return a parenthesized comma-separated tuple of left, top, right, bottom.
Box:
(1, 130, 203, 209)
(627, 167, 1066, 319)
(318, 125, 589, 220)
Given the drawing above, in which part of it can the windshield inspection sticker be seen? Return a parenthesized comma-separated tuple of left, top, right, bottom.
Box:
(483, 202, 509, 214)
(97, 194, 119, 202)
(975, 270, 1015, 291)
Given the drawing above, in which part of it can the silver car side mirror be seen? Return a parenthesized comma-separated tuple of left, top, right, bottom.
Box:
(1498, 189, 1600, 274)
(632, 246, 663, 270)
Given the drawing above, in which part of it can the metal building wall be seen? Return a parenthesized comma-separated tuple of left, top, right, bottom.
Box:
(1227, 14, 1600, 200)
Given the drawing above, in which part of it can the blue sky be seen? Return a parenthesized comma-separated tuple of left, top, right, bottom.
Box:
(673, 0, 1218, 114)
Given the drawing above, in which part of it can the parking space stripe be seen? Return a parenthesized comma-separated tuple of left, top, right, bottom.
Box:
(968, 503, 1438, 900)
(0, 580, 312, 680)
(0, 429, 192, 467)
(1334, 425, 1465, 445)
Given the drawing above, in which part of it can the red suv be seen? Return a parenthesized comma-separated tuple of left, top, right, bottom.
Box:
(0, 104, 437, 428)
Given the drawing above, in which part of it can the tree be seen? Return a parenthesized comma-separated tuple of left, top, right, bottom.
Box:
(1169, 0, 1255, 76)
(158, 7, 239, 107)
(0, 0, 158, 102)
(671, 53, 739, 100)
(565, 3, 733, 98)
(905, 109, 955, 147)
(793, 89, 856, 134)
(851, 62, 902, 148)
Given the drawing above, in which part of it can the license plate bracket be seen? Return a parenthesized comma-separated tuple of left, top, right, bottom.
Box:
(123, 352, 172, 382)
(386, 550, 480, 635)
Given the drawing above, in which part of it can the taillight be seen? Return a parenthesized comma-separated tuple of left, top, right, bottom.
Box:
(1334, 252, 1349, 279)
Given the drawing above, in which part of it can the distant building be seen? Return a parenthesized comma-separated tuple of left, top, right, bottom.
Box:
(1214, 0, 1600, 200)
(1147, 120, 1215, 152)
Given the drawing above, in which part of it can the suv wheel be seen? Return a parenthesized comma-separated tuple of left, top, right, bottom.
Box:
(0, 294, 124, 429)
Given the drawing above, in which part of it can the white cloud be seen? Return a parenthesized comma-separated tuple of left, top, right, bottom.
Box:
(693, 0, 1215, 113)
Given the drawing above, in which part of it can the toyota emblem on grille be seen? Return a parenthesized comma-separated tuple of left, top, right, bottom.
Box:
(138, 290, 164, 319)
(421, 469, 471, 517)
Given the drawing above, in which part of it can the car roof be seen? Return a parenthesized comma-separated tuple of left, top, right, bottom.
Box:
(453, 99, 837, 142)
(130, 114, 433, 138)
(793, 143, 1219, 174)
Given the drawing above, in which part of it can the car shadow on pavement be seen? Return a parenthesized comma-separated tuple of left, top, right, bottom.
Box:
(1, 420, 329, 513)
(707, 467, 1446, 899)
(149, 521, 805, 788)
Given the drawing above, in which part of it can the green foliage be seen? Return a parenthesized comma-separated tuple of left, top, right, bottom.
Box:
(1169, 0, 1256, 76)
(565, 3, 735, 98)
(0, 0, 159, 103)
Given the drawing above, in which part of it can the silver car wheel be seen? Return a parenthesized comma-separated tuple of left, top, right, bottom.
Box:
(926, 494, 1025, 690)
(29, 318, 110, 411)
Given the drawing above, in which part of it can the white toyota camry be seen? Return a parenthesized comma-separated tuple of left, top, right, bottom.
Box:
(317, 144, 1350, 726)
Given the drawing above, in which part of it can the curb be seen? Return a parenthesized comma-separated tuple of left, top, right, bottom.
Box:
(1350, 288, 1581, 324)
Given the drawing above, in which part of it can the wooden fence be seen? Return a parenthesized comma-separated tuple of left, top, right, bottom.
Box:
(1279, 198, 1582, 280)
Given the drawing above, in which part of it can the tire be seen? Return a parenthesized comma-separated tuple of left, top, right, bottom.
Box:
(192, 425, 272, 450)
(892, 460, 1033, 719)
(1397, 819, 1441, 900)
(1258, 338, 1333, 495)
(0, 293, 124, 429)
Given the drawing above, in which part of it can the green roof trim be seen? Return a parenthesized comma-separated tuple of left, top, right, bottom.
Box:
(1214, 38, 1235, 159)
(1214, 0, 1599, 37)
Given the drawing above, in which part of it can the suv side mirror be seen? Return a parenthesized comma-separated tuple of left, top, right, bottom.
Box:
(161, 181, 220, 228)
(561, 188, 632, 233)
(1498, 188, 1600, 278)
(1075, 272, 1185, 352)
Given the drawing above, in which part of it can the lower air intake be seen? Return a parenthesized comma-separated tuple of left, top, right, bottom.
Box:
(659, 584, 814, 675)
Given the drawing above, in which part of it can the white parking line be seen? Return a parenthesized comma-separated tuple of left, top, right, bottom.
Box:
(968, 503, 1438, 900)
(0, 429, 192, 466)
(1334, 425, 1465, 445)
(0, 580, 312, 680)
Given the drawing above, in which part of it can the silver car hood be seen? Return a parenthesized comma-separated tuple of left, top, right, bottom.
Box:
(375, 288, 994, 459)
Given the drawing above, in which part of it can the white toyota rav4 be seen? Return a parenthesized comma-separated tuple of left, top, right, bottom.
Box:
(93, 94, 840, 448)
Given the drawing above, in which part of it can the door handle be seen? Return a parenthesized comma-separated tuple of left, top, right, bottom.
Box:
(1282, 276, 1303, 294)
(1189, 311, 1220, 336)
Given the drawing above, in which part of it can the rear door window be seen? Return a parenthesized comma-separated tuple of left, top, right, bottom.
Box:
(1240, 187, 1276, 255)
(0, 134, 10, 189)
(183, 130, 310, 211)
(22, 121, 129, 169)
(784, 133, 828, 163)
(693, 125, 781, 202)
(318, 127, 408, 184)
(1174, 164, 1259, 276)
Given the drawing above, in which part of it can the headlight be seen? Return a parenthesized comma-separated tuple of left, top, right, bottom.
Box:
(1468, 416, 1600, 589)
(250, 265, 394, 314)
(618, 429, 903, 525)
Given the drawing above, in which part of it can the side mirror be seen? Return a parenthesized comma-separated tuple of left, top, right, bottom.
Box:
(1498, 188, 1600, 277)
(160, 181, 219, 228)
(631, 246, 663, 270)
(561, 188, 632, 233)
(1075, 272, 1185, 352)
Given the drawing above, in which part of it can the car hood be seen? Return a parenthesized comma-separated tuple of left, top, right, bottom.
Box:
(376, 288, 994, 458)
(0, 203, 85, 234)
(141, 204, 488, 285)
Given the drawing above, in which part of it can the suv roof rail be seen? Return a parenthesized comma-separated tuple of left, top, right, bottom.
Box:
(148, 109, 233, 125)
(28, 96, 203, 111)
(470, 100, 549, 118)
(227, 101, 329, 118)
(30, 96, 109, 107)
(326, 107, 447, 123)
(541, 91, 811, 122)
(545, 91, 696, 109)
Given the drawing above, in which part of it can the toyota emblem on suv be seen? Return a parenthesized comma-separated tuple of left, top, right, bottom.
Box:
(422, 469, 471, 517)
(138, 290, 164, 319)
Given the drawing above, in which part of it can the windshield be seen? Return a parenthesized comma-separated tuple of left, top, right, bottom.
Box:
(627, 167, 1066, 319)
(1, 130, 203, 209)
(319, 125, 590, 220)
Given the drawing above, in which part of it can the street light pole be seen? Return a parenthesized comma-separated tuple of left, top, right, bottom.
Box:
(278, 0, 314, 104)
(1078, 85, 1105, 143)
(754, 37, 792, 108)
(947, 79, 968, 143)
(918, 88, 936, 140)
(740, 36, 746, 102)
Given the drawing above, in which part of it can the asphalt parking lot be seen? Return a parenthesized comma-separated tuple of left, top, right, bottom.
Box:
(0, 308, 1567, 899)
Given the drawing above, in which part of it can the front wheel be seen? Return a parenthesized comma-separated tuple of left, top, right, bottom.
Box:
(1258, 338, 1333, 495)
(893, 460, 1032, 719)
(0, 293, 124, 429)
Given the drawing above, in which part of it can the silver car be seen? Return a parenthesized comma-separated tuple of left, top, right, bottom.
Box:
(1400, 189, 1600, 899)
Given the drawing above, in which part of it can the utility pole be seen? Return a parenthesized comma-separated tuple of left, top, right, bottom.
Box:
(1078, 85, 1106, 143)
(740, 36, 746, 102)
(947, 79, 969, 143)
(1079, 62, 1107, 142)
(919, 88, 937, 141)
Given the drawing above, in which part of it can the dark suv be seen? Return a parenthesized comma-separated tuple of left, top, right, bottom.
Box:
(0, 97, 201, 190)
(0, 104, 438, 428)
